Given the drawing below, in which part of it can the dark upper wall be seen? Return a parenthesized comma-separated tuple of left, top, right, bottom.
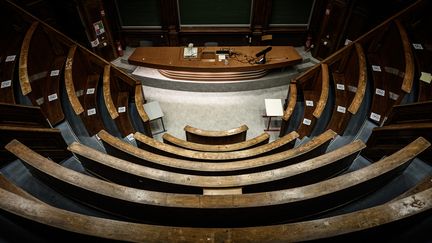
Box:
(10, 0, 417, 60)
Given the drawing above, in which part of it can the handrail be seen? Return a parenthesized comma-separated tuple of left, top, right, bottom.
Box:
(18, 21, 38, 96)
(395, 20, 415, 93)
(64, 45, 83, 115)
(313, 63, 329, 118)
(102, 65, 119, 119)
(282, 82, 297, 121)
(348, 43, 367, 114)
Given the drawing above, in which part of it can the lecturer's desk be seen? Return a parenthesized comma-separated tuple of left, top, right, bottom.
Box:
(128, 46, 302, 81)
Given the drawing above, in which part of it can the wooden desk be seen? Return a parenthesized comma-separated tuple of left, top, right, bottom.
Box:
(128, 46, 302, 81)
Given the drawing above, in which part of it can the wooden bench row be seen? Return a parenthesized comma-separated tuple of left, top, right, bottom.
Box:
(0, 0, 153, 138)
(184, 124, 248, 145)
(68, 139, 365, 194)
(5, 137, 430, 226)
(135, 130, 295, 161)
(98, 129, 336, 175)
(1, 173, 431, 242)
(280, 2, 423, 137)
(162, 131, 270, 152)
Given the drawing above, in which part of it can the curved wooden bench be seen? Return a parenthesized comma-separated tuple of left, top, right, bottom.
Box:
(362, 122, 432, 162)
(384, 101, 432, 125)
(99, 129, 334, 175)
(0, 125, 70, 163)
(6, 137, 429, 226)
(184, 124, 248, 145)
(1, 171, 431, 243)
(69, 139, 365, 193)
(325, 43, 367, 134)
(296, 64, 330, 138)
(366, 21, 414, 125)
(135, 131, 293, 161)
(19, 21, 66, 125)
(1, 179, 432, 241)
(64, 45, 105, 136)
(103, 65, 136, 137)
(404, 10, 432, 102)
(134, 84, 152, 137)
(0, 103, 50, 127)
(162, 132, 270, 152)
(279, 82, 297, 137)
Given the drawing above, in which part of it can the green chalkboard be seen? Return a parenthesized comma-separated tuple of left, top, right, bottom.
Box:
(179, 0, 252, 26)
(116, 0, 162, 27)
(270, 0, 315, 25)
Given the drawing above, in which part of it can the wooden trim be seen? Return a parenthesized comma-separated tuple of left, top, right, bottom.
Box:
(162, 132, 270, 152)
(102, 65, 119, 119)
(134, 85, 149, 122)
(18, 21, 39, 96)
(184, 124, 248, 138)
(282, 82, 297, 121)
(64, 45, 84, 115)
(134, 131, 295, 161)
(395, 20, 415, 93)
(348, 43, 367, 114)
(313, 63, 329, 118)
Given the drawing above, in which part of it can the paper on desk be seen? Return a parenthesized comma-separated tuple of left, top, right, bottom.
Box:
(420, 72, 432, 84)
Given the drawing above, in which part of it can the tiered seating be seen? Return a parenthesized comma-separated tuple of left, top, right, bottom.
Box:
(162, 132, 270, 152)
(68, 139, 365, 193)
(97, 129, 335, 175)
(403, 5, 432, 102)
(135, 131, 297, 160)
(363, 20, 414, 126)
(184, 124, 249, 144)
(0, 103, 70, 164)
(325, 43, 367, 134)
(363, 101, 432, 162)
(0, 174, 431, 242)
(19, 21, 67, 125)
(295, 63, 330, 138)
(5, 137, 429, 226)
(1, 0, 432, 241)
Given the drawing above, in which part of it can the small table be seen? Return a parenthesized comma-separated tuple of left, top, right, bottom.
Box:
(143, 101, 166, 135)
(263, 99, 284, 131)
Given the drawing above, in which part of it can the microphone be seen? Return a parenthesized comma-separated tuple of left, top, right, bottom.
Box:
(255, 46, 272, 57)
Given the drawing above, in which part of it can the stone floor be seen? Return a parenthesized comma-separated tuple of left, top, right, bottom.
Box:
(143, 84, 288, 142)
